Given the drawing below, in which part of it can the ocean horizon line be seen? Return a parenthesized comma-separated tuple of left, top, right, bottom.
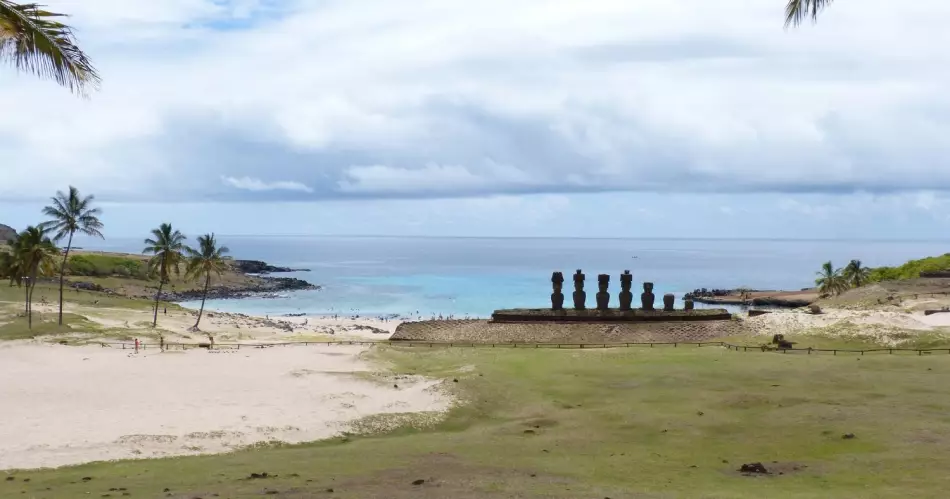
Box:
(77, 234, 950, 244)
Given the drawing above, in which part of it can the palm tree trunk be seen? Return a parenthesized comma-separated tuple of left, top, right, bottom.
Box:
(27, 268, 38, 330)
(57, 232, 73, 326)
(152, 254, 166, 327)
(193, 272, 210, 330)
(152, 279, 164, 327)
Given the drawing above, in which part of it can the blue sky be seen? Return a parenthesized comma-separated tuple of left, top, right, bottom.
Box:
(2, 0, 950, 239)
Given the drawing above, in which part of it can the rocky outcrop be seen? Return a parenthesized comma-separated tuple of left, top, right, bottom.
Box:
(161, 277, 318, 301)
(0, 223, 16, 242)
(919, 271, 950, 278)
(232, 260, 310, 274)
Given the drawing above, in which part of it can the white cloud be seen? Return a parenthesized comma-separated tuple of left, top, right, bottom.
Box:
(2, 0, 950, 203)
(222, 176, 313, 193)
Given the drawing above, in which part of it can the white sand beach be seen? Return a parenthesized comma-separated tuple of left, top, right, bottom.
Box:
(0, 340, 449, 470)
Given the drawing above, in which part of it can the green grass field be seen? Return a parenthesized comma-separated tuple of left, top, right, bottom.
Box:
(4, 345, 950, 498)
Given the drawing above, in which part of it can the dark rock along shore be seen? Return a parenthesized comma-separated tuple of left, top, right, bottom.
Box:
(160, 276, 319, 302)
(231, 259, 311, 274)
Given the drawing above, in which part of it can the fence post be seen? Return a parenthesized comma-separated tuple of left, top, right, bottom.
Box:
(833, 350, 837, 356)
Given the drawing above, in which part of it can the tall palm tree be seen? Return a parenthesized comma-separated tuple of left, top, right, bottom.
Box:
(785, 0, 833, 27)
(15, 225, 58, 329)
(143, 223, 187, 327)
(815, 261, 848, 297)
(0, 1, 99, 95)
(41, 186, 104, 326)
(842, 259, 871, 288)
(184, 233, 229, 331)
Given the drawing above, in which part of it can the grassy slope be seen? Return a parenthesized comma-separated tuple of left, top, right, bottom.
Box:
(5, 346, 950, 498)
(0, 282, 176, 341)
(64, 251, 261, 300)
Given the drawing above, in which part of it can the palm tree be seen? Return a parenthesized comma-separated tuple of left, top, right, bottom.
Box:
(842, 259, 871, 288)
(785, 0, 833, 27)
(15, 225, 58, 329)
(143, 223, 187, 327)
(0, 1, 99, 95)
(41, 186, 104, 325)
(184, 233, 229, 331)
(815, 261, 848, 297)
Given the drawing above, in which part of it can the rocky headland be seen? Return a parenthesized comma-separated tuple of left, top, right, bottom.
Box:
(0, 223, 15, 242)
(232, 259, 311, 274)
(66, 256, 319, 302)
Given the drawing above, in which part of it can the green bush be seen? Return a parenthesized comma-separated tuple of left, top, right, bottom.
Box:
(67, 254, 148, 279)
(869, 253, 950, 282)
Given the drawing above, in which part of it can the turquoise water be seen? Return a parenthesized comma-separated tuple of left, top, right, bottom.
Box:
(80, 236, 950, 318)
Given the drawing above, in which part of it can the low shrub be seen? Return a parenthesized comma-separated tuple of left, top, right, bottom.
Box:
(67, 254, 148, 279)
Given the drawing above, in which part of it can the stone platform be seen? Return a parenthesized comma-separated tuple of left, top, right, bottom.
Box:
(490, 308, 731, 323)
(391, 319, 751, 344)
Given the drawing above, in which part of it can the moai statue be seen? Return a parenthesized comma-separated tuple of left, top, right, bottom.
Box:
(618, 270, 633, 311)
(663, 293, 675, 312)
(596, 274, 610, 310)
(572, 269, 586, 310)
(684, 299, 695, 311)
(640, 282, 655, 311)
(551, 271, 565, 310)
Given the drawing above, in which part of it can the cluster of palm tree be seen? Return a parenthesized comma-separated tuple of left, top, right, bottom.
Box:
(1, 186, 231, 331)
(815, 259, 870, 297)
(1, 0, 832, 98)
(143, 224, 230, 331)
(1, 186, 103, 329)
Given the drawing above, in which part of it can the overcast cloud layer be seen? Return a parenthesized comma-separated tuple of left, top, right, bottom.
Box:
(2, 0, 948, 205)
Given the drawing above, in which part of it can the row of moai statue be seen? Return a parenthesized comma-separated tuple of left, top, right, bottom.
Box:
(550, 270, 694, 312)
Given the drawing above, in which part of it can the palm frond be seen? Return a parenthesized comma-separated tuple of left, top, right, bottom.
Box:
(785, 0, 834, 27)
(41, 186, 104, 241)
(0, 1, 99, 95)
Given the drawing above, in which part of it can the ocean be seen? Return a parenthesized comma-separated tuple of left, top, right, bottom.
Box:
(78, 236, 949, 318)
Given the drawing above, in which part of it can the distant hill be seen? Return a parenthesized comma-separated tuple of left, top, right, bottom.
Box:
(0, 223, 15, 242)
